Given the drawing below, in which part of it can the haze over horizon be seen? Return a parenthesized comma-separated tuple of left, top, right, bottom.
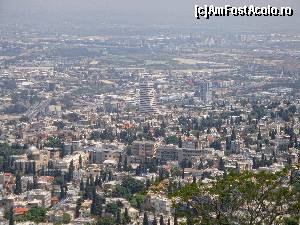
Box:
(1, 0, 300, 35)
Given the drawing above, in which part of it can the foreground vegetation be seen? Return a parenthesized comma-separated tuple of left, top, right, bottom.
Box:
(171, 166, 300, 225)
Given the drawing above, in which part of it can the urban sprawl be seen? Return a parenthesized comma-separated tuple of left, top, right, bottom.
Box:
(0, 30, 300, 225)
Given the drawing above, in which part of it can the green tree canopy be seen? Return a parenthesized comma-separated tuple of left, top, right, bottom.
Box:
(113, 176, 145, 199)
(23, 207, 47, 223)
(171, 166, 300, 225)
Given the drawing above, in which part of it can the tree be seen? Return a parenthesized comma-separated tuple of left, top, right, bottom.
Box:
(68, 160, 75, 181)
(287, 154, 292, 165)
(123, 157, 128, 171)
(60, 184, 67, 199)
(218, 157, 225, 171)
(135, 165, 142, 176)
(146, 179, 151, 189)
(159, 168, 170, 181)
(75, 198, 83, 218)
(235, 161, 240, 173)
(70, 145, 74, 155)
(97, 176, 103, 187)
(26, 180, 32, 191)
(25, 206, 47, 223)
(154, 127, 166, 138)
(257, 128, 262, 140)
(284, 217, 299, 225)
(129, 193, 145, 210)
(123, 208, 131, 224)
(225, 136, 231, 151)
(106, 202, 119, 215)
(113, 176, 145, 199)
(108, 170, 113, 181)
(187, 160, 192, 168)
(186, 216, 193, 225)
(167, 181, 173, 195)
(91, 194, 104, 216)
(270, 129, 276, 140)
(159, 215, 164, 225)
(178, 136, 182, 148)
(164, 135, 179, 145)
(180, 159, 189, 169)
(167, 218, 171, 225)
(8, 207, 14, 225)
(252, 157, 259, 169)
(84, 177, 94, 199)
(272, 150, 277, 163)
(231, 129, 236, 141)
(172, 167, 300, 225)
(44, 136, 62, 148)
(152, 217, 158, 225)
(61, 213, 71, 224)
(79, 155, 83, 169)
(117, 155, 123, 171)
(33, 175, 38, 189)
(198, 160, 204, 170)
(143, 212, 148, 225)
(4, 103, 28, 114)
(170, 166, 181, 177)
(210, 139, 221, 150)
(174, 214, 178, 225)
(97, 217, 115, 225)
(14, 173, 22, 195)
(116, 210, 121, 224)
(54, 121, 65, 130)
(192, 176, 197, 184)
(80, 178, 85, 192)
(61, 142, 66, 158)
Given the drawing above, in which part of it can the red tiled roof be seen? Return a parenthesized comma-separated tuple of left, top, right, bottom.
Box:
(40, 176, 54, 182)
(13, 208, 28, 215)
(207, 135, 214, 142)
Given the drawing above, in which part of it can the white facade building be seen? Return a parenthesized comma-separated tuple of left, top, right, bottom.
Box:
(139, 81, 158, 115)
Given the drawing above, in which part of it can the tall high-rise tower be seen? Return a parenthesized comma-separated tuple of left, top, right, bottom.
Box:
(139, 80, 158, 115)
(197, 81, 212, 103)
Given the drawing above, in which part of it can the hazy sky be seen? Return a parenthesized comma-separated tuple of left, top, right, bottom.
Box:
(0, 0, 299, 34)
